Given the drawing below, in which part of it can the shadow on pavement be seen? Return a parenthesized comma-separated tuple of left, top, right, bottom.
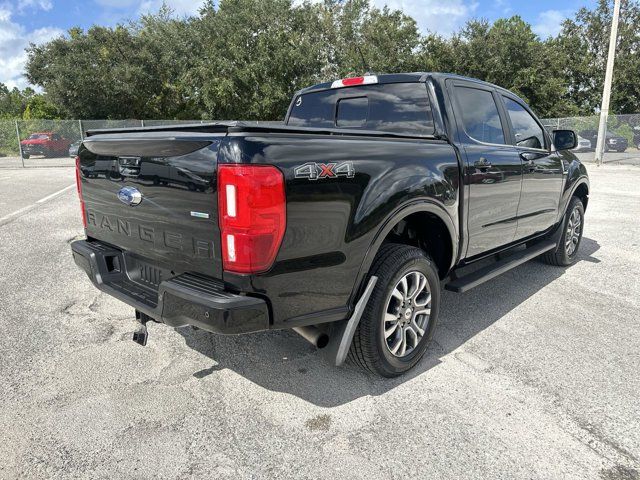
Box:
(177, 237, 601, 407)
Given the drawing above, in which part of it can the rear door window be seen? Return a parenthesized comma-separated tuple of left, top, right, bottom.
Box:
(455, 86, 506, 145)
(288, 83, 434, 136)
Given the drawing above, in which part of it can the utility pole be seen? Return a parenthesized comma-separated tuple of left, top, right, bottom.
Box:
(595, 0, 621, 166)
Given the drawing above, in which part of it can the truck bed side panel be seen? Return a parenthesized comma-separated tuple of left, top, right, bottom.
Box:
(219, 133, 460, 327)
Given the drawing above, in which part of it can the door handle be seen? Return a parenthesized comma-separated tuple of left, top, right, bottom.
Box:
(474, 157, 492, 169)
(520, 152, 538, 172)
(520, 152, 539, 161)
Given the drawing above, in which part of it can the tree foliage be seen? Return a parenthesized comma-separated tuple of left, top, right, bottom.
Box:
(555, 0, 640, 114)
(16, 0, 640, 121)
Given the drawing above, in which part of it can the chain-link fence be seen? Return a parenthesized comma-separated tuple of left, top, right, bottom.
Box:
(1, 115, 638, 168)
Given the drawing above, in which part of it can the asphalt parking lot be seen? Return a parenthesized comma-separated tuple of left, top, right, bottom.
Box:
(0, 163, 639, 479)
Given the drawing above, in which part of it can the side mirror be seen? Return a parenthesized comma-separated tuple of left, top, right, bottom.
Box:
(553, 129, 577, 151)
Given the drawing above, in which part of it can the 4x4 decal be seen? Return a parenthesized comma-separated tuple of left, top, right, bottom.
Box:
(294, 162, 355, 180)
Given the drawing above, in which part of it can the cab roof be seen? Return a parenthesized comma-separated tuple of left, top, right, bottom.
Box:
(297, 72, 507, 96)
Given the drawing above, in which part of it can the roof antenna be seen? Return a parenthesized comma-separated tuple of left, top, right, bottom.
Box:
(354, 43, 371, 76)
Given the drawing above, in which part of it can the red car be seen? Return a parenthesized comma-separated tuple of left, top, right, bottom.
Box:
(20, 132, 71, 159)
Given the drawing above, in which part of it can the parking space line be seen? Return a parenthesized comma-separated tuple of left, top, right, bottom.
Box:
(0, 183, 75, 226)
(36, 184, 76, 203)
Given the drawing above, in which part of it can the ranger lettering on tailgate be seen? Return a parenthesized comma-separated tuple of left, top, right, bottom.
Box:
(86, 210, 215, 258)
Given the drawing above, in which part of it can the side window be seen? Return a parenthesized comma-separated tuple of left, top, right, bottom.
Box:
(52, 134, 61, 140)
(336, 97, 368, 128)
(456, 86, 505, 145)
(503, 97, 546, 150)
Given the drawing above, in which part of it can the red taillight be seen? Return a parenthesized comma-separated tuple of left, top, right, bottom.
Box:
(331, 75, 378, 89)
(75, 156, 87, 228)
(218, 164, 286, 274)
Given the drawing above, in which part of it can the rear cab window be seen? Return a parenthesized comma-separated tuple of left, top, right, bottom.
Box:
(287, 83, 435, 136)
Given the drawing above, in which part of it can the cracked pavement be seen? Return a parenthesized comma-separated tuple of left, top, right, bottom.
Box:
(0, 165, 638, 479)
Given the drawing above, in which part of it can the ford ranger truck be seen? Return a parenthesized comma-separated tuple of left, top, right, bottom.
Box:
(70, 73, 589, 377)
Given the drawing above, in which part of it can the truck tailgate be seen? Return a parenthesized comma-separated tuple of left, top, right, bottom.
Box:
(78, 131, 224, 279)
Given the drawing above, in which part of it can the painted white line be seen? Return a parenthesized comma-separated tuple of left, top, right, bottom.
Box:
(36, 184, 75, 203)
(0, 204, 34, 223)
(0, 183, 75, 225)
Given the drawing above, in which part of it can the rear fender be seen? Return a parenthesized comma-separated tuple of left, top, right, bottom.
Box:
(557, 157, 589, 223)
(349, 201, 457, 307)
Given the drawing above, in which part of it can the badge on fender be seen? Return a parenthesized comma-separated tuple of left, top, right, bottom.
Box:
(294, 162, 355, 181)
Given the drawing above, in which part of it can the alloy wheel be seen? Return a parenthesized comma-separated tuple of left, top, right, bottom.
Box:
(383, 271, 432, 358)
(565, 206, 582, 256)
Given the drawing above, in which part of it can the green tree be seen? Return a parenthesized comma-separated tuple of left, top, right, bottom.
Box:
(556, 0, 640, 115)
(23, 95, 61, 119)
(417, 17, 577, 117)
(25, 8, 200, 119)
(191, 0, 327, 120)
(0, 84, 36, 119)
(21, 0, 640, 121)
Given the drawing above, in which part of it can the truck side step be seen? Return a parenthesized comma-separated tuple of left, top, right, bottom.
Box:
(445, 240, 557, 293)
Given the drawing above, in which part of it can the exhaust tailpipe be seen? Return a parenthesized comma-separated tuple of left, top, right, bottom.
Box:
(293, 326, 329, 349)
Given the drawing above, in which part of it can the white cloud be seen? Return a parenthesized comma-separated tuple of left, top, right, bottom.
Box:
(533, 9, 570, 39)
(371, 0, 479, 36)
(93, 0, 207, 17)
(0, 5, 63, 89)
(16, 0, 53, 12)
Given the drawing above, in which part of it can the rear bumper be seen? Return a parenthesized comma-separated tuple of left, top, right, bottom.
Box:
(70, 240, 269, 334)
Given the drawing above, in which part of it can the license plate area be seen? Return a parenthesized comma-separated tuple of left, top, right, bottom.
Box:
(122, 252, 175, 291)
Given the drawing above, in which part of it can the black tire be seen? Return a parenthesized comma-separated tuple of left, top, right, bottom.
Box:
(544, 196, 585, 266)
(348, 243, 441, 377)
(22, 153, 30, 159)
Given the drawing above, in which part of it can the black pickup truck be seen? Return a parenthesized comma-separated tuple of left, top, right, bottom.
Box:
(71, 73, 589, 376)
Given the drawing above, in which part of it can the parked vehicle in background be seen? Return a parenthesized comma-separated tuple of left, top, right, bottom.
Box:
(71, 73, 589, 377)
(20, 132, 71, 159)
(573, 135, 592, 152)
(69, 141, 81, 157)
(605, 134, 628, 152)
(633, 126, 640, 149)
(579, 129, 628, 152)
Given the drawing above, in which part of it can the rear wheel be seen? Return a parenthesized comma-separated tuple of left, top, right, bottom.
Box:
(22, 153, 30, 159)
(544, 196, 584, 266)
(349, 244, 440, 377)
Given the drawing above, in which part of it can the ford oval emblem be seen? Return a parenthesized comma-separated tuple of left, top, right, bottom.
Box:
(117, 186, 143, 206)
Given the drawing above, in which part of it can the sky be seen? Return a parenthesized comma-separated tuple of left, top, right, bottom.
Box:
(0, 0, 597, 90)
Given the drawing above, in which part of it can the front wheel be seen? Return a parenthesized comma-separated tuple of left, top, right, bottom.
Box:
(349, 244, 440, 377)
(544, 196, 584, 266)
